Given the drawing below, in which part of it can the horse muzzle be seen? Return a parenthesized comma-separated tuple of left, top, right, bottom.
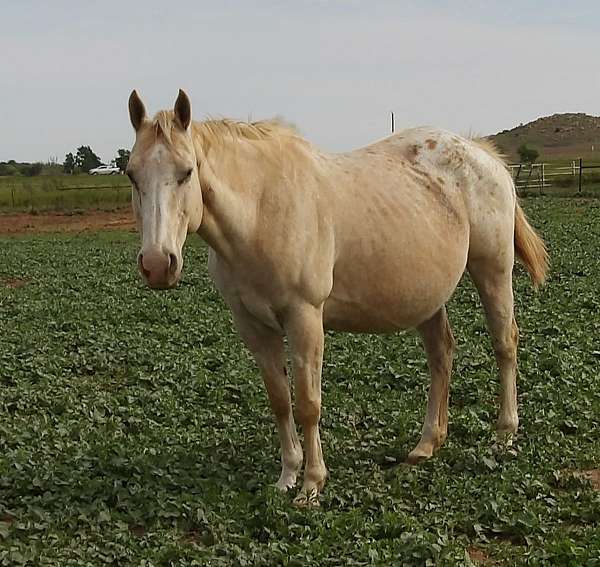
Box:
(138, 248, 181, 289)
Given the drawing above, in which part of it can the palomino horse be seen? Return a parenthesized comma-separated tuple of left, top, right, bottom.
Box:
(127, 90, 548, 506)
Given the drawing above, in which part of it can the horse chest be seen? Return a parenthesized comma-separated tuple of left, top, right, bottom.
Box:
(209, 252, 285, 332)
(238, 289, 283, 332)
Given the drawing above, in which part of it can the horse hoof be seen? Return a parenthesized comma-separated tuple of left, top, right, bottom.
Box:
(494, 431, 515, 448)
(493, 432, 518, 456)
(292, 487, 320, 508)
(275, 476, 296, 493)
(406, 445, 433, 465)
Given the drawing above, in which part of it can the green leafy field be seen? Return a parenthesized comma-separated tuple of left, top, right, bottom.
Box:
(1, 199, 599, 565)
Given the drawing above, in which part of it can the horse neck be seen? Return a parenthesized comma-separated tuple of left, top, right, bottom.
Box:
(194, 137, 264, 261)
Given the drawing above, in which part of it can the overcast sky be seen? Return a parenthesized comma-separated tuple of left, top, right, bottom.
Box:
(2, 1, 600, 163)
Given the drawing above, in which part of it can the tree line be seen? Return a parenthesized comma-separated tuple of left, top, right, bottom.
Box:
(0, 161, 45, 177)
(0, 147, 130, 177)
(62, 147, 130, 174)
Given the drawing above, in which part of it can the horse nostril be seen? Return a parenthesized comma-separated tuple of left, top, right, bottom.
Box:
(168, 253, 178, 275)
(138, 253, 151, 279)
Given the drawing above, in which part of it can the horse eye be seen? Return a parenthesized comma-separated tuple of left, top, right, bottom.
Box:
(178, 169, 193, 185)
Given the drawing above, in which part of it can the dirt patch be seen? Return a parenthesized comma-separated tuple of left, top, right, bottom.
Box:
(180, 529, 215, 546)
(181, 529, 201, 544)
(128, 524, 146, 538)
(1, 277, 28, 288)
(467, 547, 496, 565)
(573, 469, 600, 490)
(0, 208, 136, 235)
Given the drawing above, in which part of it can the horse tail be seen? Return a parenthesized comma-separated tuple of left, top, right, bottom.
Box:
(514, 202, 548, 288)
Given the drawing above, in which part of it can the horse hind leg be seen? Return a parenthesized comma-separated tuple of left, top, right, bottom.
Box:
(467, 256, 519, 441)
(407, 306, 454, 464)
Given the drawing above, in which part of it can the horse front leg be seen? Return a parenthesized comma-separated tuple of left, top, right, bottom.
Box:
(284, 304, 328, 507)
(231, 310, 303, 491)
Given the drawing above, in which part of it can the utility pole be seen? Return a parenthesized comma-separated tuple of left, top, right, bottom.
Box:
(390, 112, 395, 134)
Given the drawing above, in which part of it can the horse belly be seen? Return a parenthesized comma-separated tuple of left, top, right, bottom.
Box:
(323, 242, 467, 333)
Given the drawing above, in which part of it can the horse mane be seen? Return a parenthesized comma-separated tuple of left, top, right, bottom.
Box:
(197, 117, 299, 147)
(150, 110, 301, 152)
(469, 135, 508, 167)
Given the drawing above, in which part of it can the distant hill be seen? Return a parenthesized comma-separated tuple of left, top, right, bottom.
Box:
(489, 113, 600, 163)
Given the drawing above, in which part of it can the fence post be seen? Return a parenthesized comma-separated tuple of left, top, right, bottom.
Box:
(541, 163, 545, 196)
(578, 157, 583, 193)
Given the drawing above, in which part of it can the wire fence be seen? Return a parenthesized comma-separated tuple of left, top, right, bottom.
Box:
(508, 159, 600, 194)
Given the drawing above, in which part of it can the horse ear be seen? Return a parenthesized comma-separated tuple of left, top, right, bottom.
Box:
(174, 89, 192, 131)
(128, 90, 147, 131)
